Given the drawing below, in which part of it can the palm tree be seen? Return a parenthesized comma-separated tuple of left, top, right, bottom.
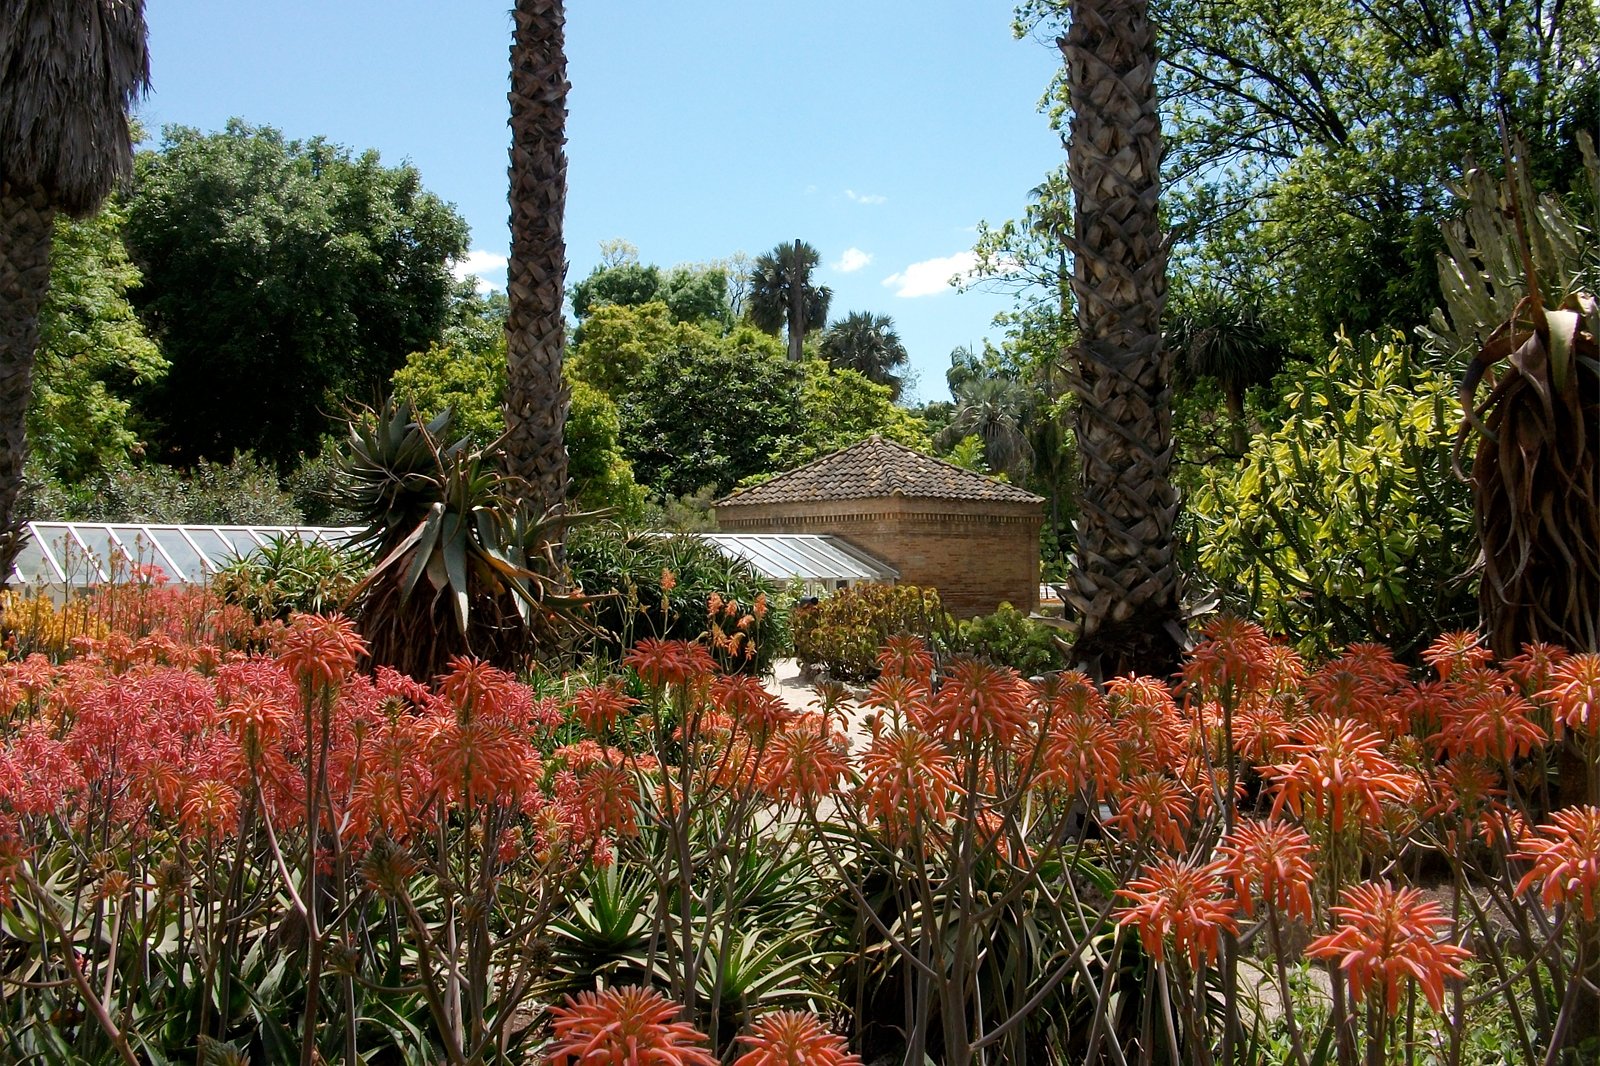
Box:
(942, 375, 1034, 483)
(0, 0, 149, 587)
(1167, 283, 1290, 453)
(1057, 0, 1185, 677)
(504, 0, 570, 522)
(747, 239, 832, 361)
(819, 310, 910, 399)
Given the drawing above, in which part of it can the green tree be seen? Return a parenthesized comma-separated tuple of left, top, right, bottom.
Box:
(747, 239, 832, 361)
(125, 120, 467, 466)
(31, 203, 166, 481)
(1165, 282, 1291, 454)
(819, 311, 912, 400)
(570, 259, 662, 319)
(391, 339, 644, 517)
(660, 264, 731, 326)
(0, 0, 150, 584)
(779, 361, 931, 466)
(1020, 0, 1598, 342)
(618, 327, 804, 497)
(569, 300, 694, 396)
(504, 0, 571, 521)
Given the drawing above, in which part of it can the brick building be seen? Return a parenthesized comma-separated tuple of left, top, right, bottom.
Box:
(713, 437, 1044, 619)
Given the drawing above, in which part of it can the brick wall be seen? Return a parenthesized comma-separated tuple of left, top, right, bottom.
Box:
(715, 496, 1042, 620)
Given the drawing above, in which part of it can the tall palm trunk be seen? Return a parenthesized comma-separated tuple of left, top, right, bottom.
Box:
(787, 238, 805, 362)
(1057, 0, 1185, 678)
(0, 185, 55, 583)
(505, 0, 570, 521)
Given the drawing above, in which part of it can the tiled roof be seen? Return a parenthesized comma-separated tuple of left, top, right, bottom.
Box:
(716, 436, 1044, 507)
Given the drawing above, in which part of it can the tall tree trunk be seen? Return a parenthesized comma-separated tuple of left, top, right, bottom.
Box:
(505, 0, 571, 522)
(0, 184, 56, 589)
(787, 237, 805, 362)
(1058, 0, 1185, 678)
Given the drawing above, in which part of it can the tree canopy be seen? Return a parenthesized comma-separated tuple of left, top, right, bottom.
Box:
(31, 203, 166, 481)
(126, 120, 469, 465)
(819, 311, 912, 400)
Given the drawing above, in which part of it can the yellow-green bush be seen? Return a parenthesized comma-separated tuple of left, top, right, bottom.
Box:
(1188, 331, 1475, 656)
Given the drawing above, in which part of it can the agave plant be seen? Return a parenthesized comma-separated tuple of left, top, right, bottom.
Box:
(336, 399, 588, 677)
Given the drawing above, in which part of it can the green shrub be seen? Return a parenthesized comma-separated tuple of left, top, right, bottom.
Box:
(22, 454, 301, 524)
(951, 602, 1065, 676)
(1187, 331, 1475, 657)
(790, 582, 952, 682)
(212, 533, 370, 623)
(566, 525, 785, 674)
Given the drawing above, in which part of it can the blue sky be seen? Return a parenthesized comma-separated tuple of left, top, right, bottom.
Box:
(139, 2, 1066, 403)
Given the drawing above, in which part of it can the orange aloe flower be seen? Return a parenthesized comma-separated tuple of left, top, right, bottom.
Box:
(1505, 642, 1569, 693)
(877, 634, 935, 684)
(1040, 713, 1120, 799)
(1422, 630, 1494, 681)
(578, 764, 642, 838)
(1262, 715, 1412, 833)
(710, 674, 792, 737)
(571, 680, 637, 735)
(1538, 652, 1600, 739)
(760, 719, 849, 806)
(921, 657, 1033, 746)
(1217, 818, 1315, 921)
(276, 612, 367, 691)
(1305, 882, 1471, 1014)
(1183, 615, 1274, 699)
(858, 728, 958, 831)
(1435, 689, 1547, 763)
(624, 639, 716, 691)
(1115, 857, 1238, 968)
(1107, 772, 1193, 853)
(545, 986, 716, 1066)
(734, 1012, 861, 1066)
(1305, 655, 1403, 739)
(1516, 805, 1600, 921)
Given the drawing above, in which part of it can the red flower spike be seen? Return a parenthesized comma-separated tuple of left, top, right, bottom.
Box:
(1305, 882, 1471, 1015)
(1107, 772, 1194, 853)
(877, 634, 935, 684)
(1422, 631, 1494, 681)
(1516, 806, 1600, 921)
(734, 1011, 861, 1066)
(625, 639, 716, 691)
(1184, 615, 1274, 698)
(276, 613, 367, 690)
(572, 680, 637, 735)
(545, 986, 716, 1066)
(920, 657, 1032, 746)
(1263, 715, 1413, 833)
(1539, 653, 1600, 740)
(1217, 819, 1315, 922)
(760, 719, 849, 806)
(1115, 858, 1238, 968)
(858, 728, 959, 833)
(1435, 689, 1547, 763)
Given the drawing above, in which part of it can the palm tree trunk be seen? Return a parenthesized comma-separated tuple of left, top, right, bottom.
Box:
(1057, 0, 1185, 678)
(787, 238, 805, 362)
(505, 0, 571, 522)
(0, 183, 56, 588)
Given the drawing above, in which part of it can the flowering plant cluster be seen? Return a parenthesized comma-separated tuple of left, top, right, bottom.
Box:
(1, 584, 1597, 1066)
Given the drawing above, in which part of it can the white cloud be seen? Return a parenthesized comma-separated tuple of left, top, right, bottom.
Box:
(844, 188, 887, 205)
(832, 247, 873, 273)
(451, 249, 508, 293)
(881, 251, 982, 298)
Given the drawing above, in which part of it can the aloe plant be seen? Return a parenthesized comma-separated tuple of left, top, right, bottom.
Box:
(337, 399, 587, 677)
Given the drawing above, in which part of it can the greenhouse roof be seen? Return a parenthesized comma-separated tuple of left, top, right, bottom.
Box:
(696, 533, 896, 584)
(8, 524, 893, 592)
(10, 522, 363, 589)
